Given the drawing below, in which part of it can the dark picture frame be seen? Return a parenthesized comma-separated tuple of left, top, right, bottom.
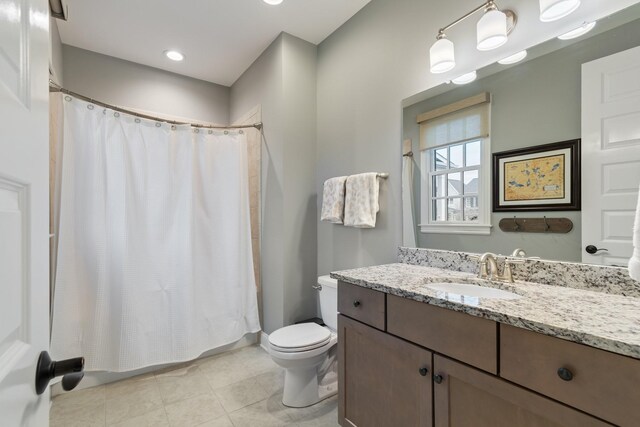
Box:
(493, 139, 581, 212)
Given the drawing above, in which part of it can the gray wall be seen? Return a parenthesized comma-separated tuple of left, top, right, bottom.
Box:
(62, 45, 230, 124)
(403, 19, 640, 262)
(230, 33, 318, 333)
(316, 0, 640, 275)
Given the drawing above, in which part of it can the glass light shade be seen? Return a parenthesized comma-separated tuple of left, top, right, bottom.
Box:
(477, 9, 508, 51)
(263, 0, 283, 4)
(430, 37, 456, 74)
(558, 21, 595, 40)
(498, 50, 527, 65)
(452, 71, 477, 85)
(539, 0, 580, 22)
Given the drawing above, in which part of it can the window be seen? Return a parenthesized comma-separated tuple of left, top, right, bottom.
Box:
(418, 94, 492, 235)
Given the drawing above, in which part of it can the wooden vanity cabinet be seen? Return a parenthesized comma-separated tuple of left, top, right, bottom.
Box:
(433, 355, 610, 427)
(337, 280, 624, 427)
(338, 314, 433, 427)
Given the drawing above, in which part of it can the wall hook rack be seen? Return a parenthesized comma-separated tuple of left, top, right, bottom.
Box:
(499, 217, 573, 234)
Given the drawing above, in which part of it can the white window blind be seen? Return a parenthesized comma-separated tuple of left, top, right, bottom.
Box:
(420, 103, 489, 150)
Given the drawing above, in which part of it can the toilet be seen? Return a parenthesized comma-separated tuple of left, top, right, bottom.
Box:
(268, 275, 338, 408)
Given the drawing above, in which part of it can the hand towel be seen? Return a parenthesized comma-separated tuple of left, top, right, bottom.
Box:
(344, 173, 380, 228)
(629, 185, 640, 281)
(321, 176, 348, 223)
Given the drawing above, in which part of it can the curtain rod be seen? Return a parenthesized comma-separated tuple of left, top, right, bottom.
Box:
(48, 80, 263, 131)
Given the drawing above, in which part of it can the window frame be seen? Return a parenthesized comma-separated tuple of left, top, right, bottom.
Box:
(419, 137, 492, 235)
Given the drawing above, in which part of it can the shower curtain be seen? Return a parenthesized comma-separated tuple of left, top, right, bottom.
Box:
(50, 94, 261, 372)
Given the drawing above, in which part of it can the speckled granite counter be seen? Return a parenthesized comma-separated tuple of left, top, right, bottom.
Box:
(331, 263, 640, 360)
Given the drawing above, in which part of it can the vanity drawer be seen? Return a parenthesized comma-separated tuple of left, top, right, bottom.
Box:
(387, 295, 497, 374)
(338, 281, 386, 330)
(500, 324, 640, 426)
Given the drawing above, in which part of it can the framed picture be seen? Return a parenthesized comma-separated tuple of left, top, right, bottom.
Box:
(493, 139, 581, 212)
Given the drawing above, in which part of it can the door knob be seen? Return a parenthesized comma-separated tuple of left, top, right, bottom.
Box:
(35, 351, 85, 395)
(585, 245, 608, 255)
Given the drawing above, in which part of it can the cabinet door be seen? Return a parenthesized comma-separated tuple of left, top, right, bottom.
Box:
(338, 314, 432, 427)
(433, 355, 611, 427)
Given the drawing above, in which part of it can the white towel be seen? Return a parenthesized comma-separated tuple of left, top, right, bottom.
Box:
(344, 173, 380, 228)
(629, 185, 640, 281)
(321, 176, 348, 223)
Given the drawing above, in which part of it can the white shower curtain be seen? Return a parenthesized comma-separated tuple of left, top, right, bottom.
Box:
(50, 95, 261, 372)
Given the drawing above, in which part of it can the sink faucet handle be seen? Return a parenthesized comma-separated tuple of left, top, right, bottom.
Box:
(500, 258, 526, 282)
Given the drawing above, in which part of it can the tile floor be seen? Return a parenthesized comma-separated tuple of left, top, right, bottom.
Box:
(50, 345, 338, 427)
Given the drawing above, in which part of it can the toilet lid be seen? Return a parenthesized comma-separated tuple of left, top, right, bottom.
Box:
(269, 323, 331, 349)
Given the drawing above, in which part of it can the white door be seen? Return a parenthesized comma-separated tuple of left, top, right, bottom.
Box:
(0, 0, 52, 425)
(582, 45, 640, 266)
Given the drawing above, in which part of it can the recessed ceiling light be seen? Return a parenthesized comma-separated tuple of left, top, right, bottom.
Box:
(558, 21, 596, 40)
(498, 50, 528, 65)
(263, 0, 283, 5)
(452, 71, 477, 85)
(539, 0, 581, 23)
(164, 50, 184, 61)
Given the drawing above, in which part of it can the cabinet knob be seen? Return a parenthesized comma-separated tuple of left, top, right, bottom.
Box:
(433, 374, 444, 384)
(419, 367, 428, 377)
(353, 300, 361, 308)
(557, 367, 573, 381)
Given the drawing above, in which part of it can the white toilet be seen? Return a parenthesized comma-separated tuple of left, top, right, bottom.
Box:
(268, 275, 338, 408)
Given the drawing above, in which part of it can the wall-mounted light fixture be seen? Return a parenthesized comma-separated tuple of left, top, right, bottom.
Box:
(429, 1, 517, 74)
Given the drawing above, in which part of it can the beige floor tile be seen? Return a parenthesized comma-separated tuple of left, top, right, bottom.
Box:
(164, 393, 226, 427)
(214, 376, 269, 412)
(201, 359, 256, 390)
(105, 373, 156, 400)
(286, 396, 338, 425)
(107, 407, 169, 427)
(105, 382, 164, 425)
(155, 364, 214, 404)
(228, 394, 294, 427)
(255, 368, 285, 396)
(52, 385, 106, 409)
(50, 400, 106, 427)
(195, 414, 234, 427)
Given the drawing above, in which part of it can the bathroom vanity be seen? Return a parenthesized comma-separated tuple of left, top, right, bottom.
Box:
(333, 252, 640, 427)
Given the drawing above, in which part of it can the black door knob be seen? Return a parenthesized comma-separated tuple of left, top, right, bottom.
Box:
(433, 374, 444, 384)
(419, 367, 429, 376)
(353, 300, 361, 308)
(557, 367, 573, 381)
(35, 351, 85, 395)
(585, 245, 608, 255)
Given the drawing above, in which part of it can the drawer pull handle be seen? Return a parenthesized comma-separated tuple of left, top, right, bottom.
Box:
(353, 300, 361, 308)
(419, 367, 429, 377)
(557, 367, 573, 381)
(433, 374, 444, 384)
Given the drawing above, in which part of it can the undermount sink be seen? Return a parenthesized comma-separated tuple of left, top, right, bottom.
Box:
(426, 282, 521, 301)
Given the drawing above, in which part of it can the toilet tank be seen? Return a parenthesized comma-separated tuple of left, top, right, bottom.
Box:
(317, 275, 338, 331)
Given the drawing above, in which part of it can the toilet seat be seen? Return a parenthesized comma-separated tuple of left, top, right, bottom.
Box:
(269, 323, 331, 353)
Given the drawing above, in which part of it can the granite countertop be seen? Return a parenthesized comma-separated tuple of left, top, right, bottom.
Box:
(331, 263, 640, 360)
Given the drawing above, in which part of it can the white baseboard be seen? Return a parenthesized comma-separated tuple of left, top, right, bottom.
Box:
(51, 332, 259, 396)
(259, 331, 269, 352)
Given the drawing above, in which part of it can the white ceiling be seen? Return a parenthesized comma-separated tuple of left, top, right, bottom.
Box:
(57, 0, 371, 86)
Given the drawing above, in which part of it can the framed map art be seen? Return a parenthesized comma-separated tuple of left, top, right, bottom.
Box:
(493, 139, 581, 211)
